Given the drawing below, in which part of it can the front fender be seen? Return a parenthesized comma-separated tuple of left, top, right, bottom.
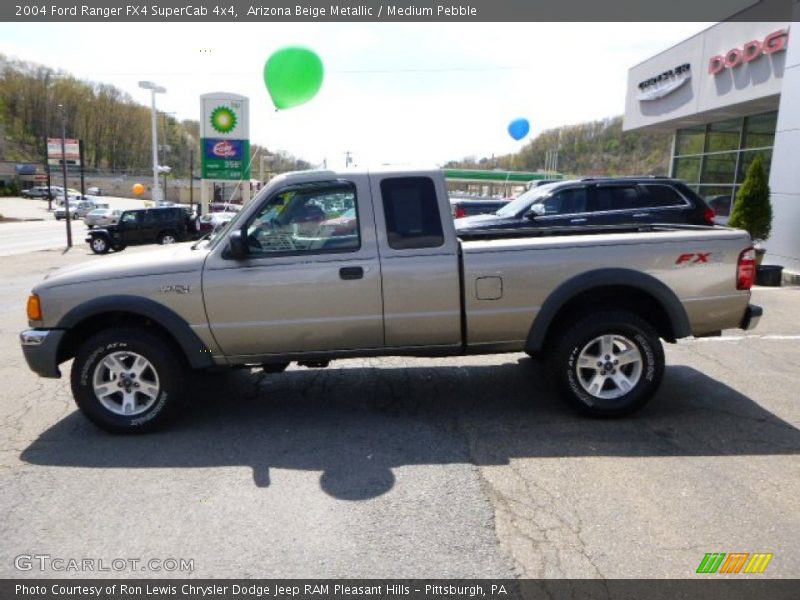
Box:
(57, 295, 215, 370)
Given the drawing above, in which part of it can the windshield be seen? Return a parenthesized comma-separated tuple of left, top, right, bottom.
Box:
(495, 186, 553, 218)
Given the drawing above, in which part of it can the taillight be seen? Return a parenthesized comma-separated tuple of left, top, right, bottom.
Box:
(454, 205, 466, 219)
(703, 208, 716, 225)
(737, 247, 756, 290)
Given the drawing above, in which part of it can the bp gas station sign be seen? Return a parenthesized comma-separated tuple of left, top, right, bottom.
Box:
(200, 93, 250, 181)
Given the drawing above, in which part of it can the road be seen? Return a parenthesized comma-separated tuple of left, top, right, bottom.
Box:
(0, 247, 798, 579)
(0, 196, 151, 257)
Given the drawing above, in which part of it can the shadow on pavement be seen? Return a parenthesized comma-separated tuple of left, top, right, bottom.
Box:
(21, 359, 800, 500)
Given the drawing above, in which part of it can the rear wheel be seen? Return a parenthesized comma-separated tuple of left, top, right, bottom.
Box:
(70, 327, 188, 433)
(549, 310, 664, 417)
(89, 236, 109, 254)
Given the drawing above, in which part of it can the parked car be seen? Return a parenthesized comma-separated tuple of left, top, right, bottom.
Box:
(54, 203, 80, 220)
(84, 208, 121, 229)
(21, 168, 760, 433)
(85, 207, 192, 254)
(320, 207, 357, 235)
(74, 199, 108, 219)
(20, 186, 54, 200)
(707, 194, 732, 225)
(87, 186, 103, 195)
(209, 202, 241, 213)
(455, 177, 716, 232)
(198, 211, 236, 234)
(450, 196, 512, 219)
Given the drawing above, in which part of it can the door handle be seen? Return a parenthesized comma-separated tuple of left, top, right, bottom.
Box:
(632, 213, 649, 218)
(570, 218, 587, 223)
(339, 266, 364, 280)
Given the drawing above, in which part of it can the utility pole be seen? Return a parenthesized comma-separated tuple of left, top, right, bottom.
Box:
(189, 148, 194, 212)
(79, 139, 85, 195)
(44, 73, 52, 211)
(58, 104, 72, 248)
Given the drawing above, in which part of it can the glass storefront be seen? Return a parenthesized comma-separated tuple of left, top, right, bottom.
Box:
(671, 111, 776, 222)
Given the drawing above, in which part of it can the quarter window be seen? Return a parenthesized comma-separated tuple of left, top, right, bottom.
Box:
(640, 185, 686, 208)
(381, 177, 444, 250)
(592, 186, 643, 212)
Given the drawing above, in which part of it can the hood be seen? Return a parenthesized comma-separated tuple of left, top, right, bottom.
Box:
(454, 214, 515, 229)
(36, 243, 209, 291)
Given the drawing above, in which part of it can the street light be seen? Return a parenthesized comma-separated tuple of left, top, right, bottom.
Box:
(138, 80, 166, 203)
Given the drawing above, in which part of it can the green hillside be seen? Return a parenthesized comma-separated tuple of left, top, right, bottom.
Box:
(0, 54, 310, 175)
(446, 116, 672, 177)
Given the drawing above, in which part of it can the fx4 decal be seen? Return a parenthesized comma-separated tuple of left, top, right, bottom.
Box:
(675, 252, 715, 266)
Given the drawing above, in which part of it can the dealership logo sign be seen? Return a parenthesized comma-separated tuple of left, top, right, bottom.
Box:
(637, 63, 691, 101)
(708, 29, 788, 74)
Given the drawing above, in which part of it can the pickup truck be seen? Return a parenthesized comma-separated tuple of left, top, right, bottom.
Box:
(20, 168, 762, 433)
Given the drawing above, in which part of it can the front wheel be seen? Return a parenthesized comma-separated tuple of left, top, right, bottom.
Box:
(549, 310, 664, 417)
(70, 327, 188, 433)
(158, 231, 177, 245)
(89, 236, 110, 254)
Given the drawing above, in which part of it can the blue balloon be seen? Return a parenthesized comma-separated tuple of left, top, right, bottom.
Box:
(508, 118, 530, 141)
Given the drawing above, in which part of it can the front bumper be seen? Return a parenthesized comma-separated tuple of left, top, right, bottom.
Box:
(20, 329, 65, 378)
(740, 304, 763, 331)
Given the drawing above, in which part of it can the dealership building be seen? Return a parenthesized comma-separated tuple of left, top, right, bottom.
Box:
(624, 10, 800, 274)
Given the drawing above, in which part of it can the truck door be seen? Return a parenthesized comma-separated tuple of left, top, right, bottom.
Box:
(201, 178, 384, 357)
(371, 174, 462, 348)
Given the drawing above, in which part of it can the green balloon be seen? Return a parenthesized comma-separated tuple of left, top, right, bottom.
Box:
(264, 47, 324, 110)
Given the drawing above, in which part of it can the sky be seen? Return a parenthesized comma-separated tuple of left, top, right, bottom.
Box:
(0, 22, 710, 169)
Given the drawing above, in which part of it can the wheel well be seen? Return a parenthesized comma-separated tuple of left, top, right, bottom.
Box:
(538, 285, 677, 353)
(57, 311, 185, 365)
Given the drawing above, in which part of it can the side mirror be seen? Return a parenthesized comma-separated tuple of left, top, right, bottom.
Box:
(228, 228, 248, 259)
(526, 203, 546, 219)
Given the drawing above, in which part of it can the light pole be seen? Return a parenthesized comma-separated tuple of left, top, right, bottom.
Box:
(138, 81, 166, 203)
(58, 104, 72, 248)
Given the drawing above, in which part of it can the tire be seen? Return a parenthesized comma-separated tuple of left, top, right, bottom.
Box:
(89, 236, 110, 254)
(70, 327, 188, 433)
(158, 231, 178, 245)
(549, 310, 664, 418)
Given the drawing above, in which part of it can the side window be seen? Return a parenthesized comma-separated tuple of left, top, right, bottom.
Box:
(121, 212, 140, 224)
(381, 177, 444, 250)
(245, 182, 359, 256)
(541, 187, 588, 215)
(641, 185, 687, 208)
(592, 186, 644, 212)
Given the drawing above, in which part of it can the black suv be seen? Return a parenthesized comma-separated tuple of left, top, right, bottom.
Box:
(86, 207, 193, 254)
(454, 177, 715, 232)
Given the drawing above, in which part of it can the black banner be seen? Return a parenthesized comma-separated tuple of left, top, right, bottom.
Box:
(4, 580, 800, 600)
(2, 0, 797, 23)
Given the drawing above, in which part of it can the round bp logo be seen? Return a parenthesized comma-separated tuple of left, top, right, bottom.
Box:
(210, 106, 237, 134)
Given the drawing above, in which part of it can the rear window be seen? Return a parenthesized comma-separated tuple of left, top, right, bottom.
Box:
(641, 185, 687, 207)
(592, 186, 646, 212)
(381, 177, 444, 250)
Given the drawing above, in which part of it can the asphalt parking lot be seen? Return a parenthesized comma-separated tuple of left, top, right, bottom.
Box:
(0, 243, 798, 579)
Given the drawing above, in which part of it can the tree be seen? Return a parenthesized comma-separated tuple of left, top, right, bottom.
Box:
(728, 155, 772, 242)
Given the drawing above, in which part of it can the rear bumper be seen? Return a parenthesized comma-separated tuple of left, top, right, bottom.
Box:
(740, 304, 763, 331)
(20, 329, 65, 378)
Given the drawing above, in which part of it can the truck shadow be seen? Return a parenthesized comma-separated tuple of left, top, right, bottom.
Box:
(20, 360, 800, 500)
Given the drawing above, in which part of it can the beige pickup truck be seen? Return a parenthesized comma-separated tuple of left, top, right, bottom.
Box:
(21, 168, 761, 432)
